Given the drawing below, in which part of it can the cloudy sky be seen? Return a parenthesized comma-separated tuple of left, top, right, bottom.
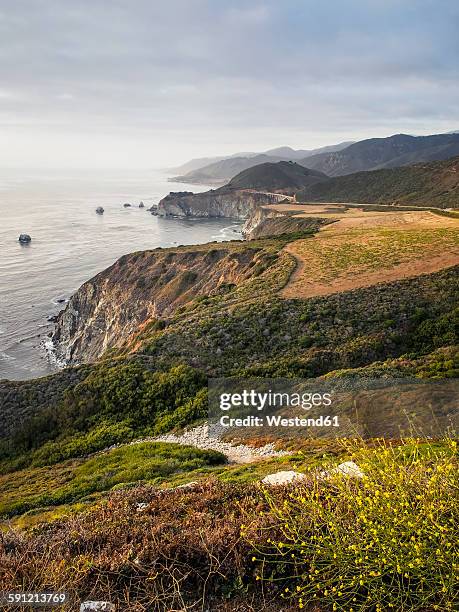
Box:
(1, 0, 458, 168)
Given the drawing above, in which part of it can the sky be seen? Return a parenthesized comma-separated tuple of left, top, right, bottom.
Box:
(1, 0, 458, 169)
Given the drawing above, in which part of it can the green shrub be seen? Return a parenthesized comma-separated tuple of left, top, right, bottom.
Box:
(2, 363, 207, 470)
(246, 439, 459, 612)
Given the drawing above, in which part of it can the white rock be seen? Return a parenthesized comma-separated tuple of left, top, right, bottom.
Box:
(322, 461, 364, 479)
(175, 481, 199, 489)
(80, 602, 115, 612)
(136, 502, 148, 512)
(261, 470, 307, 486)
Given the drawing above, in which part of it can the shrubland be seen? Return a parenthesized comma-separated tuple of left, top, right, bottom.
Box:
(1, 439, 457, 611)
(0, 222, 457, 610)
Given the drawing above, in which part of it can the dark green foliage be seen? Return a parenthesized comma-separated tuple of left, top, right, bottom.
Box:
(143, 266, 458, 378)
(0, 364, 206, 470)
(296, 155, 459, 208)
(412, 308, 459, 352)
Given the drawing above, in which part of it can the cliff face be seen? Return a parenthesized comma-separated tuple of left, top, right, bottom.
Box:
(51, 244, 273, 364)
(157, 189, 288, 219)
(242, 205, 284, 237)
(243, 204, 335, 238)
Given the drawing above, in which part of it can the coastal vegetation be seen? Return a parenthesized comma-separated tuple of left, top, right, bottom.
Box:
(1, 440, 457, 611)
(296, 155, 459, 208)
(0, 200, 457, 610)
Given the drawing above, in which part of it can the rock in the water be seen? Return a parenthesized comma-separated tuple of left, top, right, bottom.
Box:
(321, 461, 364, 480)
(123, 202, 131, 207)
(261, 470, 307, 486)
(80, 603, 115, 612)
(139, 201, 145, 208)
(18, 233, 32, 243)
(96, 206, 104, 214)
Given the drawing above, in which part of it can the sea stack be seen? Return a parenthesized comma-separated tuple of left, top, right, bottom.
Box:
(96, 206, 104, 215)
(18, 233, 32, 243)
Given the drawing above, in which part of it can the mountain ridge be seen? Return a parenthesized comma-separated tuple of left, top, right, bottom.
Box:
(301, 132, 459, 176)
(296, 155, 459, 208)
(169, 141, 352, 184)
(222, 160, 328, 194)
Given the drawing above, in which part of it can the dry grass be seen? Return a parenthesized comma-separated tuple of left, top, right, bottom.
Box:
(1, 441, 458, 611)
(281, 210, 459, 298)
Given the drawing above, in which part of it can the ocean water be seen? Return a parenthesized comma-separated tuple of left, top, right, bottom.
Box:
(0, 168, 242, 381)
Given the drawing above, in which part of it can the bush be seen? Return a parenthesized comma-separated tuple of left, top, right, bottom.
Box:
(245, 439, 459, 611)
(2, 363, 207, 470)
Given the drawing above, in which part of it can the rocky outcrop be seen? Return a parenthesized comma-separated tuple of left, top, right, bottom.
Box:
(157, 189, 288, 219)
(243, 204, 335, 239)
(51, 244, 275, 364)
(261, 470, 307, 485)
(242, 204, 284, 236)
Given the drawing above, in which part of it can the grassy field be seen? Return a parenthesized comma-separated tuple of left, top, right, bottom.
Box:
(292, 227, 458, 281)
(0, 442, 225, 519)
(282, 210, 459, 298)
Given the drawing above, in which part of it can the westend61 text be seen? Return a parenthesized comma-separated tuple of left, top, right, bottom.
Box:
(220, 414, 340, 428)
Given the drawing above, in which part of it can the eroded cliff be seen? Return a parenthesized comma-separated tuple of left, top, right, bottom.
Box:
(51, 242, 280, 364)
(157, 189, 289, 219)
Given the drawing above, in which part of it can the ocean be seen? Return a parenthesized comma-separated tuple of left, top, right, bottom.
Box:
(0, 168, 241, 381)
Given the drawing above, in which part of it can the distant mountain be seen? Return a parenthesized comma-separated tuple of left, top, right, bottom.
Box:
(296, 155, 459, 209)
(264, 141, 353, 159)
(167, 151, 259, 175)
(168, 156, 228, 175)
(223, 161, 328, 195)
(170, 141, 354, 184)
(301, 133, 459, 177)
(171, 154, 286, 185)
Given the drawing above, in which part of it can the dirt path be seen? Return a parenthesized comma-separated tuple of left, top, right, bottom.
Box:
(130, 423, 288, 464)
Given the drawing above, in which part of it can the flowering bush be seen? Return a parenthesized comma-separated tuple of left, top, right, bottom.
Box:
(246, 439, 458, 611)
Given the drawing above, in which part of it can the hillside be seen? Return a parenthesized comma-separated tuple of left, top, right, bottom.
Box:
(296, 155, 459, 208)
(1, 208, 457, 610)
(156, 189, 287, 218)
(223, 161, 328, 194)
(301, 132, 459, 176)
(170, 142, 353, 184)
(158, 162, 325, 218)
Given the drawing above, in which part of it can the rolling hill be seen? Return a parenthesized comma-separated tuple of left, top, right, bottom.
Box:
(301, 132, 459, 176)
(296, 155, 459, 208)
(223, 160, 328, 194)
(171, 154, 285, 184)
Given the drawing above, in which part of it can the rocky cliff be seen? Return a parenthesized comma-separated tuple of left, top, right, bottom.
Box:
(157, 189, 289, 219)
(51, 243, 277, 364)
(242, 204, 335, 238)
